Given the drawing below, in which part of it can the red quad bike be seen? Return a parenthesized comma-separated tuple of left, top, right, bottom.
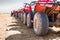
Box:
(11, 10, 16, 17)
(12, 10, 19, 18)
(17, 9, 24, 22)
(26, 1, 37, 27)
(18, 9, 24, 18)
(11, 11, 13, 16)
(23, 0, 60, 35)
(12, 9, 23, 18)
(16, 9, 24, 19)
(11, 9, 24, 22)
(15, 9, 20, 18)
(22, 3, 31, 25)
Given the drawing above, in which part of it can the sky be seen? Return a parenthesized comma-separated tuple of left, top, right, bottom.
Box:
(0, 0, 37, 13)
(0, 0, 60, 13)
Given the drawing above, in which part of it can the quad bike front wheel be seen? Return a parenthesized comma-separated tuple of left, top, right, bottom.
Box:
(33, 12, 49, 35)
(27, 13, 32, 27)
(21, 13, 23, 22)
(23, 13, 27, 25)
(18, 13, 21, 19)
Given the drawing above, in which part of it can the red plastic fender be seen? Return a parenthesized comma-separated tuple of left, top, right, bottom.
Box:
(18, 9, 24, 13)
(34, 3, 45, 12)
(24, 5, 32, 13)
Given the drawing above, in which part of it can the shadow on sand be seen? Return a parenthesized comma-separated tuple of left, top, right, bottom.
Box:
(6, 17, 60, 40)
